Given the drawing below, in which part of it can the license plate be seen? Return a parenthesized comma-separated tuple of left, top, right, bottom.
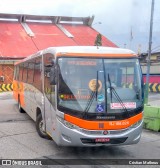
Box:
(95, 138, 110, 142)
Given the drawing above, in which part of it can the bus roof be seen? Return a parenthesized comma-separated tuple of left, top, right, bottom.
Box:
(15, 46, 137, 65)
(48, 46, 136, 57)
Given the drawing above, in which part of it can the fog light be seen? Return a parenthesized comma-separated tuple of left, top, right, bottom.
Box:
(62, 134, 71, 142)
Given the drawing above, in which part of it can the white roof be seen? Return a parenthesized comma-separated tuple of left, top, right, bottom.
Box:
(16, 46, 137, 64)
(46, 46, 136, 55)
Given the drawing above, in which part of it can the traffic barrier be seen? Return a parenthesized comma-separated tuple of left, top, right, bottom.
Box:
(123, 83, 160, 93)
(143, 105, 160, 132)
(0, 83, 13, 92)
(148, 83, 160, 93)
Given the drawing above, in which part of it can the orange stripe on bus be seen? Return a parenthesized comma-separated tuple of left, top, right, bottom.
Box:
(13, 80, 25, 107)
(13, 80, 18, 101)
(20, 82, 25, 107)
(56, 53, 137, 58)
(64, 112, 143, 130)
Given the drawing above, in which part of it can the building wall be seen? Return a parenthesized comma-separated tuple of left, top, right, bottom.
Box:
(141, 62, 160, 83)
(0, 64, 14, 84)
(141, 63, 160, 75)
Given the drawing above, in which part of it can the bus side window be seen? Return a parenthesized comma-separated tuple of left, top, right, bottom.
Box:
(19, 63, 24, 82)
(22, 62, 28, 83)
(34, 57, 42, 92)
(14, 66, 17, 80)
(27, 59, 35, 84)
(44, 53, 55, 105)
(16, 66, 19, 81)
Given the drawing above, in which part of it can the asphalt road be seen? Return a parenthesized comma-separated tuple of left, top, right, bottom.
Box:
(0, 92, 160, 168)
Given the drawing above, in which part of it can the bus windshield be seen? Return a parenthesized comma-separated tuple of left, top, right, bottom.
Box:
(57, 57, 143, 116)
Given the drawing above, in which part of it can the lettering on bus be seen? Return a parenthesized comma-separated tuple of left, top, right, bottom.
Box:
(60, 94, 91, 100)
(109, 121, 130, 126)
(68, 61, 96, 66)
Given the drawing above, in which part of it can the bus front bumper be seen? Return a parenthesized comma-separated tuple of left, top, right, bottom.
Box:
(54, 119, 143, 147)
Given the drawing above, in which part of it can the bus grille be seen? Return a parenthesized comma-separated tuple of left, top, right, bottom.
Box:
(79, 128, 129, 135)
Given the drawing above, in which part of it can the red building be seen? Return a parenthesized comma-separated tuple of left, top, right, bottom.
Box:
(0, 13, 117, 91)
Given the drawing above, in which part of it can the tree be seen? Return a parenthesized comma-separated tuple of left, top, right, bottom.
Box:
(94, 33, 102, 46)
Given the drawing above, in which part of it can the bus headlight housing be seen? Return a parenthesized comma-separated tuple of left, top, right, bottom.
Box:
(57, 115, 78, 129)
(130, 119, 142, 128)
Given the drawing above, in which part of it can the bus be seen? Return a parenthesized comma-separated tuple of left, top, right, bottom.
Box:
(13, 46, 144, 146)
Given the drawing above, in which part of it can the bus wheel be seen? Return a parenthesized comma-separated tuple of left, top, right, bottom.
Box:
(18, 97, 25, 113)
(36, 114, 51, 140)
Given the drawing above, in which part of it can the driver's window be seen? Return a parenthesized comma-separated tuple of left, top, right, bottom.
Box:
(44, 53, 55, 105)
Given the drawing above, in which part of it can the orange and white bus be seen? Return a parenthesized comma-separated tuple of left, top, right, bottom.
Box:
(13, 46, 144, 146)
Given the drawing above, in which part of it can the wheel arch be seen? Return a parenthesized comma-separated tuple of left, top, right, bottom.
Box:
(36, 107, 42, 119)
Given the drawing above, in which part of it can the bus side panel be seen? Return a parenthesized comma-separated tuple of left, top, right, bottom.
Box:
(44, 91, 57, 138)
(19, 82, 25, 108)
(13, 80, 25, 108)
(22, 83, 32, 119)
(23, 83, 42, 121)
(13, 80, 19, 102)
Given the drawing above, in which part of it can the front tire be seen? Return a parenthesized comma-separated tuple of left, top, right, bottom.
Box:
(36, 114, 51, 139)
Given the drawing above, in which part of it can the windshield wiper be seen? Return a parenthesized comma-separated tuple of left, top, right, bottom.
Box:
(83, 90, 96, 117)
(108, 74, 129, 116)
(96, 71, 98, 100)
(108, 74, 113, 103)
(83, 71, 99, 117)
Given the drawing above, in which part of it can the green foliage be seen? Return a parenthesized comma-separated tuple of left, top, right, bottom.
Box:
(94, 33, 102, 46)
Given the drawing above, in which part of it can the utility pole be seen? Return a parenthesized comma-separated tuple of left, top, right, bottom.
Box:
(129, 26, 133, 49)
(144, 0, 155, 104)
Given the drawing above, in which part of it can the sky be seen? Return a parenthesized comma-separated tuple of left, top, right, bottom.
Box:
(0, 0, 160, 53)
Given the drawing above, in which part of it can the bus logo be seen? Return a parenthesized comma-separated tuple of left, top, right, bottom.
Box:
(103, 131, 108, 135)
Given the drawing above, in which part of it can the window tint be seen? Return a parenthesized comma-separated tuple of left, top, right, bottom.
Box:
(27, 60, 35, 84)
(19, 63, 24, 81)
(22, 62, 28, 82)
(14, 66, 17, 80)
(34, 57, 42, 91)
(44, 53, 55, 104)
(16, 66, 19, 80)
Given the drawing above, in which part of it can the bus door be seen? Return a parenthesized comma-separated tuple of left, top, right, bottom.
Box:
(43, 53, 56, 135)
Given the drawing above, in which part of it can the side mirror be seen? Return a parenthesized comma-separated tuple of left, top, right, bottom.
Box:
(50, 66, 57, 85)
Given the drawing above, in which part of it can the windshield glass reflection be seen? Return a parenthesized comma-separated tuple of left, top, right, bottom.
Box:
(57, 57, 143, 114)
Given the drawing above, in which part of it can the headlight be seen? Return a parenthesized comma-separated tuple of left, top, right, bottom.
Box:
(57, 115, 78, 129)
(130, 119, 142, 128)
